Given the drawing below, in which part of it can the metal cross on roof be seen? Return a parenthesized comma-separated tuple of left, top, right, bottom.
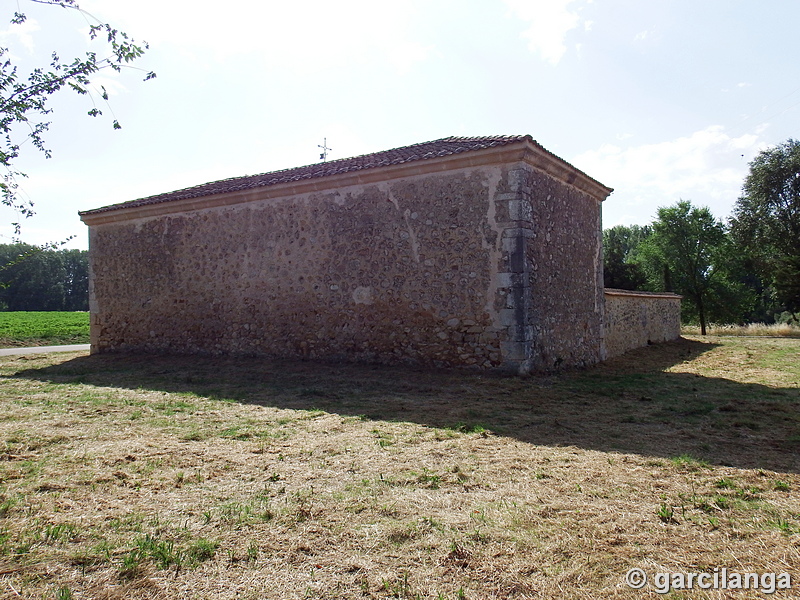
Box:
(318, 138, 332, 162)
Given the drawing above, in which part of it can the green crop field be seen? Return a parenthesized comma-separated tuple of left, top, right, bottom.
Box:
(0, 311, 89, 347)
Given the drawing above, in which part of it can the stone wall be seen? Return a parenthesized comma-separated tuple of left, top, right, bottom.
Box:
(83, 138, 615, 373)
(521, 166, 605, 371)
(89, 168, 509, 368)
(604, 289, 682, 358)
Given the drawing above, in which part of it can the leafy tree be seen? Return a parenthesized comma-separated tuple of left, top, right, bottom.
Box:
(730, 139, 800, 317)
(0, 243, 88, 310)
(602, 224, 650, 290)
(1, 1, 154, 233)
(720, 251, 778, 324)
(62, 248, 89, 311)
(637, 201, 734, 335)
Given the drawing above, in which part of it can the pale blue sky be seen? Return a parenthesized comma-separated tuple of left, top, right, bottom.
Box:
(2, 0, 799, 249)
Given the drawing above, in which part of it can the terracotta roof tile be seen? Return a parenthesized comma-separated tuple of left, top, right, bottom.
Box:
(79, 135, 543, 216)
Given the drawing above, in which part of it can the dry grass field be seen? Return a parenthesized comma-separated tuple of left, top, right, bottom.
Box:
(0, 335, 798, 599)
(682, 323, 800, 338)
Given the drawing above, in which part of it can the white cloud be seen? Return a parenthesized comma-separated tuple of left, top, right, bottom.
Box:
(88, 74, 127, 97)
(504, 0, 584, 65)
(0, 18, 41, 54)
(575, 126, 764, 219)
(80, 0, 431, 74)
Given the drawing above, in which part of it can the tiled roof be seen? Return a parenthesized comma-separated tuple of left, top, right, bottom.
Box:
(80, 135, 547, 215)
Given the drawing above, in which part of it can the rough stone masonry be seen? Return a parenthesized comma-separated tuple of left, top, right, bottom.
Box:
(79, 135, 680, 374)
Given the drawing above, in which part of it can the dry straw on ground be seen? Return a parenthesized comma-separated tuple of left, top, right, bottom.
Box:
(0, 335, 798, 598)
(681, 323, 800, 338)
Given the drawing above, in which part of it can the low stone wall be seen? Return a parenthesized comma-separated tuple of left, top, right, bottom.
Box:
(604, 289, 682, 358)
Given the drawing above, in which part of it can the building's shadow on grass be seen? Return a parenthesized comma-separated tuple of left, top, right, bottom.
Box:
(9, 337, 800, 473)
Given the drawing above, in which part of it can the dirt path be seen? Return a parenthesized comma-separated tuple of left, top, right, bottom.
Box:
(0, 343, 89, 356)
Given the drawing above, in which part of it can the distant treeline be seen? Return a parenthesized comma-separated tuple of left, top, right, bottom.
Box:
(0, 244, 88, 311)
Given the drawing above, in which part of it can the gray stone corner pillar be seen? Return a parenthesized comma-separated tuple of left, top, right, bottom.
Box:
(495, 167, 535, 375)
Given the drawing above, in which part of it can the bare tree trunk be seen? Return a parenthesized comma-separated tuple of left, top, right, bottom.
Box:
(698, 296, 707, 335)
